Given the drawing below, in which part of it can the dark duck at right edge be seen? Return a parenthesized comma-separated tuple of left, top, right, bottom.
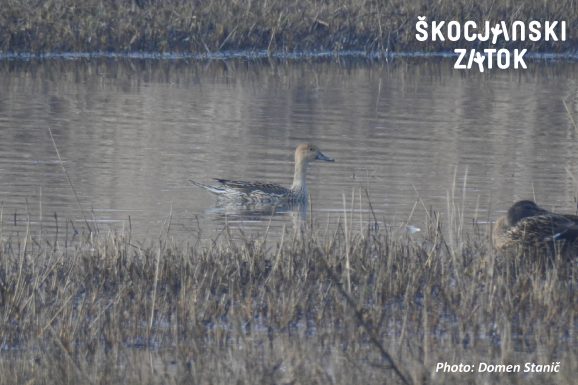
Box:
(493, 200, 578, 252)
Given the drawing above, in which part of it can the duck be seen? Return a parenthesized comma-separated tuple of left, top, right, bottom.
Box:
(191, 143, 334, 204)
(493, 200, 578, 251)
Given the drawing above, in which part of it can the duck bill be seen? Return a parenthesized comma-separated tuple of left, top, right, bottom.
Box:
(316, 151, 334, 162)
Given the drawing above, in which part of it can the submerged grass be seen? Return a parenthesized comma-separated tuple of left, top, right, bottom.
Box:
(1, 0, 577, 54)
(0, 203, 575, 384)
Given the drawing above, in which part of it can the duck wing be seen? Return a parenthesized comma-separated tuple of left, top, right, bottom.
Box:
(562, 213, 578, 223)
(214, 179, 290, 196)
(511, 214, 578, 243)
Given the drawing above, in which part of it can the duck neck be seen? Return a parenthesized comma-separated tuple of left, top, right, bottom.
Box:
(291, 158, 308, 195)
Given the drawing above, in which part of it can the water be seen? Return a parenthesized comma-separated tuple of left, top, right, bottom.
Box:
(1, 57, 578, 240)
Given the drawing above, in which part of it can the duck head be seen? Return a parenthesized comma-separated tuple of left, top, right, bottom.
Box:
(507, 200, 549, 225)
(295, 143, 334, 164)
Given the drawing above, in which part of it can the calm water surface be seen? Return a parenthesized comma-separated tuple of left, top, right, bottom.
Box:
(1, 58, 578, 240)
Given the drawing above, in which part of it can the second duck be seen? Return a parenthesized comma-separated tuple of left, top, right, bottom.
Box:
(493, 200, 578, 251)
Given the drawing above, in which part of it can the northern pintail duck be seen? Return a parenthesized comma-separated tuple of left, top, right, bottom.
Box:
(191, 143, 334, 204)
(493, 200, 578, 251)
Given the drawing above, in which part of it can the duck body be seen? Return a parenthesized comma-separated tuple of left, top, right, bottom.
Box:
(191, 179, 303, 204)
(493, 200, 578, 251)
(191, 144, 334, 204)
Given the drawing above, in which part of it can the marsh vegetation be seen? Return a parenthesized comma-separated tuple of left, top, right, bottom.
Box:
(0, 198, 575, 385)
(1, 0, 576, 54)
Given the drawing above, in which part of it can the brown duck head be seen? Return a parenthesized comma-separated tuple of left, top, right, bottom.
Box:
(506, 200, 549, 225)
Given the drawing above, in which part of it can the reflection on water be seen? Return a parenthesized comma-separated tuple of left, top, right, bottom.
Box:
(201, 198, 309, 231)
(0, 58, 578, 240)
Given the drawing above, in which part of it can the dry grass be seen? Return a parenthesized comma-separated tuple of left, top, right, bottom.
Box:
(0, 202, 575, 384)
(1, 0, 577, 54)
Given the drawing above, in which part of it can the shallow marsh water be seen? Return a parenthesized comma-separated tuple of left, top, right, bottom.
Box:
(1, 58, 578, 240)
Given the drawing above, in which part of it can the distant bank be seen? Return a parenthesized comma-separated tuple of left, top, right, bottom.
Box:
(1, 0, 576, 55)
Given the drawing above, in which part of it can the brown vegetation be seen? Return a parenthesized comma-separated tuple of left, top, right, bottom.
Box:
(0, 208, 575, 384)
(1, 0, 576, 54)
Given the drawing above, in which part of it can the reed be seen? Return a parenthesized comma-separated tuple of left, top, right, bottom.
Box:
(0, 198, 575, 385)
(1, 0, 576, 54)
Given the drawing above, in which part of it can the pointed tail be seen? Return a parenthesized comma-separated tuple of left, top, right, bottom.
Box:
(190, 179, 226, 195)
